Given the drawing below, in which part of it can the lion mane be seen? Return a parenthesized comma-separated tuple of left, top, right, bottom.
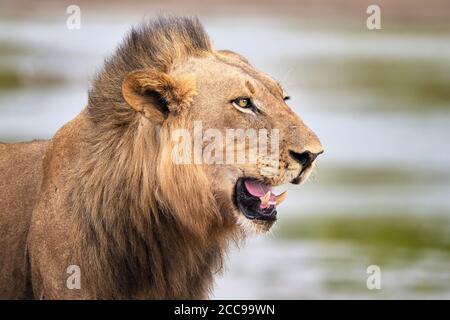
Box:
(70, 17, 240, 299)
(0, 17, 240, 299)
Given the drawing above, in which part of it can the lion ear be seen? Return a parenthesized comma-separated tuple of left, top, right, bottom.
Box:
(122, 69, 196, 123)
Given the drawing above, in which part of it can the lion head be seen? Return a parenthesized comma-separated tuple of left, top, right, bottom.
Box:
(86, 16, 323, 240)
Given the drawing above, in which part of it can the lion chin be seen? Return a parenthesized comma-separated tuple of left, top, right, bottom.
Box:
(236, 214, 275, 234)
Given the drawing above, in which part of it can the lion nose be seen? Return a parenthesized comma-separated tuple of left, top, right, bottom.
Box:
(289, 150, 323, 168)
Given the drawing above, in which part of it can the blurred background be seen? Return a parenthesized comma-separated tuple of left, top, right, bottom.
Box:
(1, 0, 449, 299)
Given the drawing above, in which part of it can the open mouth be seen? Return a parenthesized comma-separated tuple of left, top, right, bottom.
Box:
(234, 178, 287, 221)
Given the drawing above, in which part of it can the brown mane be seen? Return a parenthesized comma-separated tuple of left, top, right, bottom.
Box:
(68, 17, 239, 299)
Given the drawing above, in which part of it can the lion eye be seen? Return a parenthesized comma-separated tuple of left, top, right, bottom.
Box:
(231, 97, 257, 114)
(234, 97, 251, 108)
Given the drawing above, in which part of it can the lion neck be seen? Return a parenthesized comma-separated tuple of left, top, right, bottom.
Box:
(69, 112, 238, 299)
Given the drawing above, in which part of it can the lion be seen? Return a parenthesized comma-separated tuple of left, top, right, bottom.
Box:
(0, 16, 323, 299)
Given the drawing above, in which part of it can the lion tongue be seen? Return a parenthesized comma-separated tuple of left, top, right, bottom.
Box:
(244, 180, 272, 197)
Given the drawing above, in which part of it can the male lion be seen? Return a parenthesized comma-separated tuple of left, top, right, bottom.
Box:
(0, 16, 322, 299)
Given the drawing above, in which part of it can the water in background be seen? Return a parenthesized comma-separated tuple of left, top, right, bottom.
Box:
(0, 5, 449, 299)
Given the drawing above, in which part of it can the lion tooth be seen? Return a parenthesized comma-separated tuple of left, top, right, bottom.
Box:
(259, 191, 271, 207)
(275, 191, 288, 206)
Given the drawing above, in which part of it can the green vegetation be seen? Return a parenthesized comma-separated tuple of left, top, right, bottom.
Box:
(277, 213, 450, 265)
(277, 213, 450, 250)
(317, 166, 450, 186)
(0, 41, 29, 57)
(409, 282, 450, 294)
(0, 42, 67, 90)
(0, 70, 22, 89)
(283, 57, 450, 111)
(0, 69, 66, 90)
(324, 279, 370, 293)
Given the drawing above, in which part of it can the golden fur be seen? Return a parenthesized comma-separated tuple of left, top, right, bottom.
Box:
(0, 16, 322, 299)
